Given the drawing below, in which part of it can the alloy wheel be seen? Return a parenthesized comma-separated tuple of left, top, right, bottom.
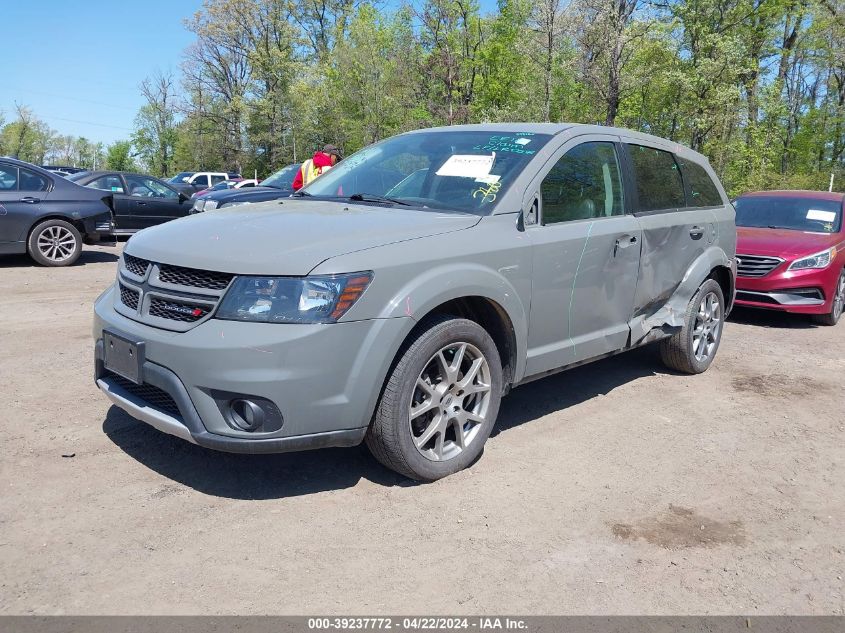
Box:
(833, 272, 845, 320)
(36, 226, 77, 263)
(409, 342, 492, 462)
(692, 291, 722, 362)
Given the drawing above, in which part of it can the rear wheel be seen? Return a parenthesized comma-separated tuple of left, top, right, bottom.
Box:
(366, 316, 502, 481)
(27, 219, 82, 267)
(660, 278, 725, 374)
(813, 269, 845, 326)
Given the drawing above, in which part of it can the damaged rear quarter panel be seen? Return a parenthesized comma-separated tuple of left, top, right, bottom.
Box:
(629, 206, 735, 345)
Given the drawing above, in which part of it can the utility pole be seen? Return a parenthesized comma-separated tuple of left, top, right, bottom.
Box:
(830, 172, 835, 192)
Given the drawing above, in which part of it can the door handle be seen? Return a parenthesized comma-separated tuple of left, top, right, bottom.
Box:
(613, 235, 638, 256)
(20, 196, 40, 204)
(689, 226, 704, 240)
(136, 201, 147, 206)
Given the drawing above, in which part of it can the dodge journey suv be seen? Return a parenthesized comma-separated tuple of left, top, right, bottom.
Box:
(94, 124, 737, 481)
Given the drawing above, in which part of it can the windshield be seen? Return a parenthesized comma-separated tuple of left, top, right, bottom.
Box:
(302, 130, 552, 214)
(261, 164, 299, 190)
(735, 195, 843, 233)
(168, 172, 194, 183)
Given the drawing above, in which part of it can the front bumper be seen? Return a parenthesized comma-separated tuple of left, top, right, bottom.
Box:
(94, 285, 413, 453)
(735, 261, 840, 314)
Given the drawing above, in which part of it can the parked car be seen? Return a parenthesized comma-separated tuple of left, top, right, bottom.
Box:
(734, 190, 845, 325)
(69, 171, 192, 235)
(168, 171, 241, 196)
(190, 164, 299, 213)
(94, 124, 736, 481)
(0, 157, 113, 266)
(193, 178, 259, 199)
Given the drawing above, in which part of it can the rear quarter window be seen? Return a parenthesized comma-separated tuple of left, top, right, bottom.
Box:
(679, 159, 722, 207)
(628, 144, 685, 212)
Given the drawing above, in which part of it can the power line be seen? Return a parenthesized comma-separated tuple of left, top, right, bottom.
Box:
(14, 88, 139, 112)
(34, 114, 133, 132)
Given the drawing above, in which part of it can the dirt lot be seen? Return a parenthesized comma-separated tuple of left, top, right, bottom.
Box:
(1, 243, 843, 615)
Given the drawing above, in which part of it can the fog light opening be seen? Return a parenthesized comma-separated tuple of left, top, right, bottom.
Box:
(229, 399, 265, 431)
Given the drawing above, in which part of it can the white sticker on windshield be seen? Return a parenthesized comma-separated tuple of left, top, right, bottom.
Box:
(514, 138, 531, 146)
(474, 174, 501, 184)
(436, 153, 495, 178)
(807, 209, 836, 222)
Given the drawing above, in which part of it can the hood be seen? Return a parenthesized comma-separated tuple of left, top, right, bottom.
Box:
(126, 199, 480, 275)
(203, 186, 285, 203)
(737, 226, 840, 258)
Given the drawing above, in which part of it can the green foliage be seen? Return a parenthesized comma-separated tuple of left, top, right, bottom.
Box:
(105, 140, 138, 171)
(122, 0, 845, 191)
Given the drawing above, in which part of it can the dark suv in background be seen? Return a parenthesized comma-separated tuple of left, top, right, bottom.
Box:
(0, 157, 113, 266)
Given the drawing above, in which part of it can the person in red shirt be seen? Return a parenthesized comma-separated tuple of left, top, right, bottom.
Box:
(292, 144, 341, 191)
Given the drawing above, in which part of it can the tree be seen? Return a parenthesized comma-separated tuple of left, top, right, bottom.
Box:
(105, 141, 138, 171)
(132, 71, 178, 176)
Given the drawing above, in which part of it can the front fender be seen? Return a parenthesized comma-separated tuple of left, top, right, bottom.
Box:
(375, 262, 530, 381)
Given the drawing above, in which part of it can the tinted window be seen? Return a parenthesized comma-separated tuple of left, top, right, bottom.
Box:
(211, 175, 227, 185)
(628, 145, 685, 212)
(0, 165, 18, 190)
(680, 160, 722, 207)
(126, 176, 178, 198)
(541, 142, 624, 224)
(88, 175, 125, 194)
(191, 175, 209, 187)
(19, 168, 49, 192)
(734, 196, 842, 233)
(261, 165, 299, 190)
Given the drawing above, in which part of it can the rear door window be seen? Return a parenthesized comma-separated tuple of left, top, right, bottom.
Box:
(679, 159, 722, 207)
(627, 144, 685, 212)
(19, 168, 50, 192)
(541, 142, 624, 224)
(211, 174, 227, 185)
(88, 174, 125, 194)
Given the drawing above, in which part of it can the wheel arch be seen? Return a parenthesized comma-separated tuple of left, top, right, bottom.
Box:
(26, 214, 87, 241)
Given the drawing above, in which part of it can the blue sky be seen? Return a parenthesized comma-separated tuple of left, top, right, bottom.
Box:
(2, 0, 502, 147)
(1, 0, 202, 145)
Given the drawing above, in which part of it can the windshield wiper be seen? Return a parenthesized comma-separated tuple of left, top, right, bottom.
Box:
(348, 192, 413, 206)
(292, 190, 312, 197)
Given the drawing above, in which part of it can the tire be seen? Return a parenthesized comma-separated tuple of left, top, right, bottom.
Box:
(366, 316, 503, 481)
(660, 278, 725, 374)
(812, 269, 845, 326)
(27, 219, 82, 267)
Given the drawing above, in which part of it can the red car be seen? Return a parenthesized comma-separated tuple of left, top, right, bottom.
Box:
(734, 190, 845, 325)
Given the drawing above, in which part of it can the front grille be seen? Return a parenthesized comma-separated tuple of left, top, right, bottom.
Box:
(149, 297, 210, 322)
(158, 264, 233, 290)
(107, 372, 182, 419)
(119, 283, 139, 310)
(737, 254, 783, 277)
(123, 253, 150, 277)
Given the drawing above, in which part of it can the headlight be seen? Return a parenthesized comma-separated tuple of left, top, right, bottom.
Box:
(788, 247, 836, 271)
(205, 200, 218, 210)
(192, 199, 206, 213)
(215, 272, 373, 323)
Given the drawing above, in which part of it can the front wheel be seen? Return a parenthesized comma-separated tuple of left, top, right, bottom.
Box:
(27, 219, 82, 267)
(366, 316, 503, 481)
(813, 269, 845, 326)
(660, 278, 725, 374)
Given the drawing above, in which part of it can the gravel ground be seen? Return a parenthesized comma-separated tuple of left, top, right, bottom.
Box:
(1, 243, 843, 615)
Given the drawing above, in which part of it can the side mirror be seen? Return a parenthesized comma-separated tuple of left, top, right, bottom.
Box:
(179, 192, 188, 203)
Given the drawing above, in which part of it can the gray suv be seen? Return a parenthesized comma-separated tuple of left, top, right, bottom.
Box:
(94, 124, 736, 481)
